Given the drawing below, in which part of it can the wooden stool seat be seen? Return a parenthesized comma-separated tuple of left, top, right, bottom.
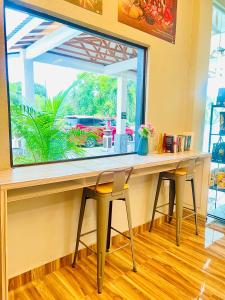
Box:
(168, 168, 188, 176)
(89, 182, 129, 194)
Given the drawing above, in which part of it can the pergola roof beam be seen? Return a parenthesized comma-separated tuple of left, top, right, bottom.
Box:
(7, 17, 43, 50)
(25, 26, 82, 59)
(34, 52, 137, 79)
(104, 58, 137, 75)
(35, 52, 105, 74)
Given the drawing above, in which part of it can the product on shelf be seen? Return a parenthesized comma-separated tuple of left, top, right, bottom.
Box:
(212, 141, 225, 163)
(163, 135, 177, 153)
(162, 133, 192, 153)
(216, 172, 225, 189)
(216, 88, 225, 106)
(219, 112, 225, 136)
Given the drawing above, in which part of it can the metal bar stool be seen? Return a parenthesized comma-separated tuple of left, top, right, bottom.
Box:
(72, 167, 137, 294)
(149, 159, 198, 246)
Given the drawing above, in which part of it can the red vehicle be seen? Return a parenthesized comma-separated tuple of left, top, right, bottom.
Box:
(65, 116, 134, 147)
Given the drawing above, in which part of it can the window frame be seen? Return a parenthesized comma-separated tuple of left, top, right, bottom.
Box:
(4, 1, 147, 167)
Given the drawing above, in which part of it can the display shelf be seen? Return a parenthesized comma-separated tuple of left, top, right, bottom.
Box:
(211, 160, 225, 164)
(208, 104, 225, 152)
(209, 185, 225, 193)
(211, 104, 225, 108)
(208, 103, 225, 222)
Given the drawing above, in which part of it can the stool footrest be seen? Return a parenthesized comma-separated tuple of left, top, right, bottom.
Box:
(183, 207, 195, 211)
(80, 229, 97, 237)
(107, 243, 130, 255)
(154, 209, 197, 221)
(79, 240, 97, 255)
(79, 226, 131, 256)
(111, 226, 130, 240)
(155, 210, 172, 217)
(156, 203, 170, 209)
(182, 212, 197, 220)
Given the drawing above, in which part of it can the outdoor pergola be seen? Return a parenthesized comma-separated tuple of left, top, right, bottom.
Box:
(7, 14, 138, 152)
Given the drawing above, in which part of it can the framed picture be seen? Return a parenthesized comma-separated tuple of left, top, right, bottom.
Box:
(64, 0, 102, 14)
(118, 0, 177, 44)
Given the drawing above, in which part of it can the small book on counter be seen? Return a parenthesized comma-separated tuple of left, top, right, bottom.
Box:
(163, 133, 192, 153)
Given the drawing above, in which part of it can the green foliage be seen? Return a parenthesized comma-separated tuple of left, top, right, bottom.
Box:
(34, 83, 47, 98)
(69, 73, 117, 117)
(9, 82, 22, 104)
(9, 73, 137, 125)
(11, 87, 85, 165)
(9, 82, 47, 106)
(61, 73, 136, 125)
(127, 80, 136, 126)
(9, 72, 137, 164)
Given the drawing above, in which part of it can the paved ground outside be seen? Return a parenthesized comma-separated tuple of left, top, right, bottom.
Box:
(68, 141, 135, 159)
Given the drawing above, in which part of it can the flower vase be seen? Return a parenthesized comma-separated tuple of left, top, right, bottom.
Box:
(137, 136, 148, 156)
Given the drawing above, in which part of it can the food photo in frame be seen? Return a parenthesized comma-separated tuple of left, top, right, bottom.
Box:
(118, 0, 177, 43)
(64, 0, 102, 14)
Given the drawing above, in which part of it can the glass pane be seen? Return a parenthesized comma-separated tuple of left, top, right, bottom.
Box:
(5, 8, 29, 37)
(5, 5, 144, 166)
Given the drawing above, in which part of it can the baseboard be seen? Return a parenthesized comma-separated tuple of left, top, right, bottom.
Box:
(8, 213, 205, 291)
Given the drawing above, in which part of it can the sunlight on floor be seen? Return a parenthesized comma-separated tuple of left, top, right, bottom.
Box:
(204, 227, 224, 248)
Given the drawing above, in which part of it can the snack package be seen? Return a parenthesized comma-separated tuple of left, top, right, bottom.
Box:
(217, 172, 225, 189)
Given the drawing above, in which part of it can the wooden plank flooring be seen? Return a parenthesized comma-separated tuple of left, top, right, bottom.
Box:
(9, 218, 225, 300)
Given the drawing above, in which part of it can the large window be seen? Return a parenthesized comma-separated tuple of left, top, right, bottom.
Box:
(5, 4, 146, 166)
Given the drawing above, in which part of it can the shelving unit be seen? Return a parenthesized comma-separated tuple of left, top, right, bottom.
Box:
(208, 104, 225, 151)
(209, 185, 225, 192)
(208, 104, 225, 221)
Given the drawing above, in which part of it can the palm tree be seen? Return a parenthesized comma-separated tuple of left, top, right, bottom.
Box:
(11, 87, 85, 164)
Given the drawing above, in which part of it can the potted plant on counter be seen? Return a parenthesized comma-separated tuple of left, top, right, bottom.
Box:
(137, 123, 155, 155)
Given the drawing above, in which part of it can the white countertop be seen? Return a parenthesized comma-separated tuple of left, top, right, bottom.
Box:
(0, 152, 211, 190)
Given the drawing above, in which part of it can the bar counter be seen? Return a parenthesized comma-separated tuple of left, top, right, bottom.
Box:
(0, 152, 211, 300)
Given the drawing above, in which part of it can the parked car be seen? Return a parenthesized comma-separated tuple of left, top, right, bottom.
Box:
(65, 116, 134, 147)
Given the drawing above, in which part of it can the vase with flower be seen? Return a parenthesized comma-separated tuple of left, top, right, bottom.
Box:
(137, 123, 155, 155)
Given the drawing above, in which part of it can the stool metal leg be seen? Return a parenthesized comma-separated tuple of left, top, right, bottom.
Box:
(168, 180, 175, 224)
(72, 189, 87, 267)
(106, 201, 113, 252)
(125, 194, 137, 272)
(97, 198, 109, 294)
(149, 174, 162, 231)
(175, 175, 186, 246)
(191, 178, 198, 235)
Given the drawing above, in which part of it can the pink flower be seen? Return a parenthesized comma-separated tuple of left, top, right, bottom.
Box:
(139, 123, 155, 137)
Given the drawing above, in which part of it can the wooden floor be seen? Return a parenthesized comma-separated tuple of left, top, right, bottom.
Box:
(9, 218, 225, 300)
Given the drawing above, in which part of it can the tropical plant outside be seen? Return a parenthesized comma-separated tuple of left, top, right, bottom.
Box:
(61, 73, 136, 125)
(9, 72, 136, 165)
(10, 87, 87, 164)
